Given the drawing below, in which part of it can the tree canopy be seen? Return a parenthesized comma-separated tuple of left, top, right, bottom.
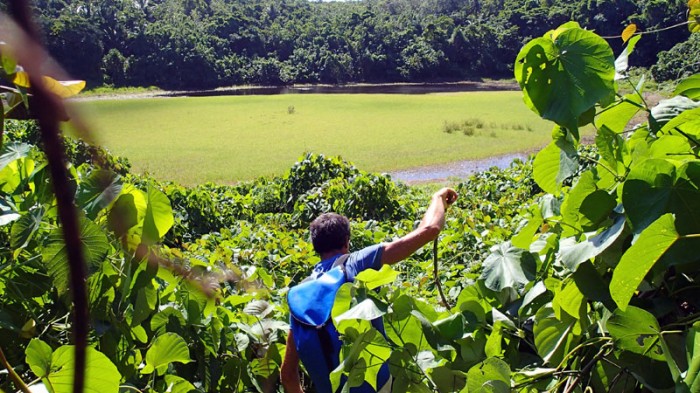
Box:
(4, 0, 691, 88)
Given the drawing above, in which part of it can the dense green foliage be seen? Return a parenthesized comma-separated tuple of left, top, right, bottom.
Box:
(5, 4, 700, 393)
(1, 0, 689, 89)
(0, 117, 541, 391)
(652, 32, 700, 82)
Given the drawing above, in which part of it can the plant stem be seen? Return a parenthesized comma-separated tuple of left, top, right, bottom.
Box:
(0, 346, 32, 393)
(433, 238, 451, 310)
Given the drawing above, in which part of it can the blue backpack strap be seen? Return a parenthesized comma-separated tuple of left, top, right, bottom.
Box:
(288, 254, 351, 327)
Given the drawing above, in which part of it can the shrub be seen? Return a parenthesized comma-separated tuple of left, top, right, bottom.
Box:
(651, 33, 700, 82)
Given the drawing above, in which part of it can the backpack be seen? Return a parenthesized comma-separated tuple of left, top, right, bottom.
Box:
(287, 253, 390, 393)
(287, 254, 350, 393)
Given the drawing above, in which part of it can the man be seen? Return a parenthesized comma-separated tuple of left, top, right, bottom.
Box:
(280, 187, 458, 393)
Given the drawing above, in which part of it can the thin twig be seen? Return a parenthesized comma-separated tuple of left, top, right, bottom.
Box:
(600, 21, 690, 39)
(433, 238, 451, 309)
(6, 3, 88, 392)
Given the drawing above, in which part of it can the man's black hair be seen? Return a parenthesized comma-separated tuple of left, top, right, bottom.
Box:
(309, 213, 350, 254)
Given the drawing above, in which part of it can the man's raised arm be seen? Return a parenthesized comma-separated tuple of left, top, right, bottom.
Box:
(381, 187, 457, 265)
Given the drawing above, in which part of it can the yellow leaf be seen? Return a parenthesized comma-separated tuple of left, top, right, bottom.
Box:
(12, 71, 30, 88)
(621, 24, 637, 43)
(42, 76, 86, 98)
(11, 72, 86, 97)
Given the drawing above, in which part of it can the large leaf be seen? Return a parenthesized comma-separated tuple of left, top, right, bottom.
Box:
(355, 264, 398, 290)
(12, 72, 86, 98)
(0, 142, 31, 171)
(534, 304, 580, 365)
(560, 170, 617, 235)
(533, 134, 578, 196)
(607, 306, 664, 361)
(107, 185, 146, 250)
(659, 106, 700, 139)
(557, 214, 625, 272)
(610, 214, 679, 310)
(622, 160, 700, 235)
(595, 125, 629, 176)
(0, 197, 20, 226)
(141, 333, 192, 375)
(683, 325, 700, 389)
(26, 339, 53, 378)
(514, 22, 615, 134)
(42, 215, 110, 294)
(479, 241, 536, 292)
(75, 170, 122, 220)
(466, 357, 511, 393)
(650, 96, 700, 131)
(335, 298, 387, 323)
(674, 73, 700, 100)
(141, 183, 174, 245)
(595, 94, 643, 134)
(163, 375, 197, 393)
(331, 328, 391, 392)
(45, 346, 120, 393)
(11, 206, 45, 250)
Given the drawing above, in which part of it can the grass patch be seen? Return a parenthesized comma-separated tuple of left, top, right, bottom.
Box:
(76, 91, 552, 185)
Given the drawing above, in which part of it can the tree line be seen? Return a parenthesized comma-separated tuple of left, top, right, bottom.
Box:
(2, 0, 691, 89)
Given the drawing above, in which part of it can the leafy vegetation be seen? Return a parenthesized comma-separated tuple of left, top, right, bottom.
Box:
(3, 0, 689, 89)
(4, 3, 700, 393)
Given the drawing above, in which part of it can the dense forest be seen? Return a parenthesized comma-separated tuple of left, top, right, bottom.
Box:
(0, 0, 692, 89)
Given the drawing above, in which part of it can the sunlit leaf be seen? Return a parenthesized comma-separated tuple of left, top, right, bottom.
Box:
(534, 304, 579, 365)
(650, 96, 700, 131)
(41, 77, 86, 98)
(141, 333, 192, 376)
(335, 298, 387, 323)
(557, 214, 625, 272)
(479, 241, 536, 292)
(243, 300, 274, 319)
(533, 131, 578, 196)
(0, 142, 31, 171)
(25, 339, 52, 378)
(47, 346, 120, 393)
(610, 214, 679, 310)
(142, 183, 174, 245)
(467, 357, 511, 393)
(595, 94, 643, 133)
(514, 22, 615, 133)
(11, 72, 85, 98)
(163, 375, 197, 393)
(674, 73, 700, 100)
(355, 264, 398, 290)
(607, 306, 664, 361)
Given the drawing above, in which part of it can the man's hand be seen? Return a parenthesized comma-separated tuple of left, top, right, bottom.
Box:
(381, 187, 458, 265)
(433, 187, 458, 207)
